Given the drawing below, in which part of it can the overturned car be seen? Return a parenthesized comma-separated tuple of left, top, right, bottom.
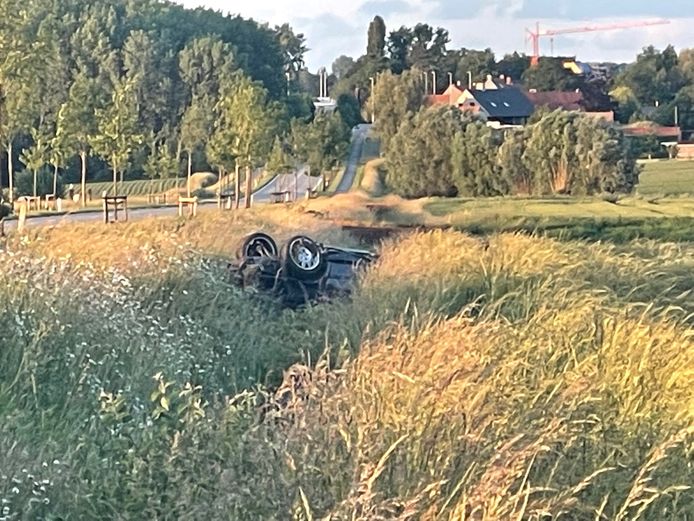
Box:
(229, 232, 377, 306)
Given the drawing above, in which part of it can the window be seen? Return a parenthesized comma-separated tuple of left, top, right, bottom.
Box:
(490, 101, 497, 107)
(503, 102, 510, 107)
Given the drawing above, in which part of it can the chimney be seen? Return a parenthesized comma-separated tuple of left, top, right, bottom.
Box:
(506, 76, 512, 85)
(456, 80, 461, 87)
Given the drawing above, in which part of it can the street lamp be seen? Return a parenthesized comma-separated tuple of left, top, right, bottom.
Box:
(431, 71, 437, 95)
(369, 76, 375, 124)
(448, 72, 453, 86)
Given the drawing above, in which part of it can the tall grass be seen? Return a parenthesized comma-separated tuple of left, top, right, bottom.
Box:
(0, 212, 691, 519)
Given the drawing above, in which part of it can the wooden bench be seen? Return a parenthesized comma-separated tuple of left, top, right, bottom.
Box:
(102, 195, 129, 223)
(147, 193, 168, 204)
(178, 196, 198, 217)
(270, 191, 290, 204)
(25, 196, 42, 211)
(44, 194, 56, 211)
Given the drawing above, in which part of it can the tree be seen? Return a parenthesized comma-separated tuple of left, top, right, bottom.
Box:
(367, 16, 386, 58)
(292, 113, 350, 191)
(497, 52, 531, 82)
(180, 95, 214, 196)
(615, 45, 686, 107)
(455, 48, 497, 85)
(522, 58, 583, 91)
(20, 129, 50, 197)
(387, 27, 412, 74)
(385, 106, 468, 198)
(275, 23, 307, 77)
(452, 123, 503, 197)
(336, 94, 363, 129)
(523, 111, 637, 195)
(497, 130, 531, 195)
(371, 70, 426, 153)
(332, 55, 356, 79)
(213, 74, 278, 208)
(56, 73, 105, 205)
(144, 141, 179, 194)
(89, 80, 144, 195)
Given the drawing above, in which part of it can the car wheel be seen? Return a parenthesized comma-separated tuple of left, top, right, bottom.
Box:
(236, 232, 278, 260)
(282, 235, 328, 282)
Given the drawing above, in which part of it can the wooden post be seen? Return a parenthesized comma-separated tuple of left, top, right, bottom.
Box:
(17, 198, 27, 231)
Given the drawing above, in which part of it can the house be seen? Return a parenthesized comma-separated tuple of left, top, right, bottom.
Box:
(425, 76, 534, 127)
(458, 87, 535, 127)
(425, 83, 465, 107)
(622, 122, 682, 158)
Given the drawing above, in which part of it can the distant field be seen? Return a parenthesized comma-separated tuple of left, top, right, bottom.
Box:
(637, 160, 694, 195)
(82, 178, 186, 197)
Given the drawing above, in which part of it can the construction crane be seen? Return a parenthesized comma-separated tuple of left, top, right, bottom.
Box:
(526, 19, 670, 66)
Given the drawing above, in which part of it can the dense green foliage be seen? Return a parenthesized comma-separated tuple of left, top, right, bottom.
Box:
(0, 0, 307, 196)
(611, 45, 694, 126)
(386, 108, 639, 198)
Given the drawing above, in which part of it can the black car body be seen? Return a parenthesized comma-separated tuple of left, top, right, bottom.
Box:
(229, 232, 376, 306)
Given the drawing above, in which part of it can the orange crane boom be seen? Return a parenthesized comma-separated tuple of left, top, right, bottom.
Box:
(527, 19, 670, 66)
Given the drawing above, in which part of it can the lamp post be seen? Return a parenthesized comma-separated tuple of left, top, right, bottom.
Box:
(285, 71, 290, 96)
(467, 71, 472, 90)
(431, 71, 437, 95)
(448, 72, 453, 86)
(369, 76, 375, 124)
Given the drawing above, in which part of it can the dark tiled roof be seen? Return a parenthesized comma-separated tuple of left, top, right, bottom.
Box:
(469, 87, 534, 119)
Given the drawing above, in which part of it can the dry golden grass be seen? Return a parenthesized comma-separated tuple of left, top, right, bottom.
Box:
(1, 207, 692, 520)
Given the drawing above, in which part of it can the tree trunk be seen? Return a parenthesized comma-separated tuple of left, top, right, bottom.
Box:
(8, 141, 14, 203)
(33, 169, 37, 197)
(244, 162, 252, 209)
(234, 163, 240, 209)
(80, 150, 87, 206)
(187, 150, 192, 197)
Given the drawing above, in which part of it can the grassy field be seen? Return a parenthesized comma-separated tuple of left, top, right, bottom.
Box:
(0, 205, 692, 519)
(638, 160, 694, 195)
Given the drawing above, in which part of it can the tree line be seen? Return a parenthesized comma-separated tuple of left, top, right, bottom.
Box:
(329, 16, 694, 132)
(383, 104, 638, 199)
(0, 0, 352, 205)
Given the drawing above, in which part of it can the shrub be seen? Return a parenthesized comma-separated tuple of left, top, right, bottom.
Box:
(14, 166, 65, 197)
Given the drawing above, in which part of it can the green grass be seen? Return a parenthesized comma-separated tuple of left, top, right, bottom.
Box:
(420, 196, 694, 242)
(0, 214, 692, 519)
(637, 160, 694, 195)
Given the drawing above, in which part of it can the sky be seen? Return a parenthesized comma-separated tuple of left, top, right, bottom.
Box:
(176, 0, 692, 72)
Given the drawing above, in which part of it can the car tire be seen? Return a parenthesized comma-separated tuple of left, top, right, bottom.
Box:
(282, 235, 328, 282)
(236, 232, 278, 260)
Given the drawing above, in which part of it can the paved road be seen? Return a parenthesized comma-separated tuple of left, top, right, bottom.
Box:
(246, 168, 321, 204)
(1, 168, 319, 233)
(335, 124, 371, 193)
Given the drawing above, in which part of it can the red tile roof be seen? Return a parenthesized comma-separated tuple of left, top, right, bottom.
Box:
(526, 90, 584, 111)
(622, 124, 681, 138)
